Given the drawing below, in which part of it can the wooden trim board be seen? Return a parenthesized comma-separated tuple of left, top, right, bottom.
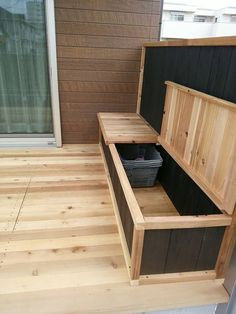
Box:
(139, 270, 217, 285)
(143, 214, 231, 230)
(166, 81, 236, 111)
(0, 279, 229, 314)
(109, 144, 144, 226)
(144, 35, 236, 47)
(136, 47, 146, 114)
(130, 228, 144, 280)
(99, 142, 132, 279)
(215, 206, 236, 278)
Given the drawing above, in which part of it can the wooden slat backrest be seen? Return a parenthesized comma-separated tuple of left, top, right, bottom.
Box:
(159, 81, 236, 215)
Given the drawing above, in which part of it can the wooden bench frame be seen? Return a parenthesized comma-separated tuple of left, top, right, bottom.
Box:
(99, 133, 233, 285)
(98, 36, 236, 285)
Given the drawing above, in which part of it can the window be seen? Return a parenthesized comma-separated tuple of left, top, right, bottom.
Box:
(170, 12, 184, 21)
(194, 15, 207, 22)
(0, 0, 61, 147)
(231, 15, 236, 23)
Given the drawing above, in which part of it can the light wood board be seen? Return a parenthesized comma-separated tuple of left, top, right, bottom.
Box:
(98, 112, 159, 144)
(160, 81, 236, 215)
(133, 183, 179, 217)
(0, 144, 228, 313)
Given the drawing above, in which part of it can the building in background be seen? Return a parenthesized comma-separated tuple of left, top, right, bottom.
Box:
(161, 1, 236, 39)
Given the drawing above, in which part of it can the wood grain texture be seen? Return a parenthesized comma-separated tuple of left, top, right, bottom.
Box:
(144, 36, 236, 47)
(101, 137, 135, 253)
(160, 82, 236, 214)
(98, 112, 159, 144)
(133, 184, 179, 217)
(0, 145, 228, 312)
(54, 0, 162, 143)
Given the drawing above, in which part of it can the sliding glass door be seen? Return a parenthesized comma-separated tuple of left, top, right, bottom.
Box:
(0, 0, 61, 146)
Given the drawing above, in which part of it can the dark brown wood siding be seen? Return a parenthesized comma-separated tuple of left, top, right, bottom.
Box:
(54, 0, 163, 143)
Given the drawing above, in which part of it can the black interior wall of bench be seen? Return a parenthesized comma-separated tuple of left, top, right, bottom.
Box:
(140, 46, 236, 133)
(140, 226, 225, 275)
(140, 45, 236, 215)
(157, 146, 221, 215)
(101, 137, 134, 254)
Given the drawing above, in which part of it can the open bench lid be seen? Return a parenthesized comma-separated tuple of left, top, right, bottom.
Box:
(159, 81, 236, 215)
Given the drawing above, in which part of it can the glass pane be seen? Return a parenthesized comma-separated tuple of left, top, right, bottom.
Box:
(0, 0, 53, 134)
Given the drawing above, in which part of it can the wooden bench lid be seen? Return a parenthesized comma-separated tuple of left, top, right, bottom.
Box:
(98, 112, 159, 144)
(159, 81, 236, 215)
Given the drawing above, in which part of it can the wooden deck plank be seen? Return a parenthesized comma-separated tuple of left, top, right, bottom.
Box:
(0, 144, 229, 313)
(0, 280, 228, 314)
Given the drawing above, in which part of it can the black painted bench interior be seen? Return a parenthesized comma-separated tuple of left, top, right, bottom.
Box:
(102, 137, 225, 275)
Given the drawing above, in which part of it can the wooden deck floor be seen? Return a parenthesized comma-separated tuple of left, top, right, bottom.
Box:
(0, 145, 228, 314)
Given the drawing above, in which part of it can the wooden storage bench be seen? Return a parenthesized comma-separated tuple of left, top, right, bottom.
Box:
(98, 80, 236, 285)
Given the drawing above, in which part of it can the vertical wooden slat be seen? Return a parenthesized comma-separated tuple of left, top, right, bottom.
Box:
(173, 92, 194, 158)
(140, 229, 170, 275)
(136, 47, 146, 114)
(160, 85, 173, 140)
(183, 97, 202, 163)
(130, 228, 144, 280)
(159, 82, 236, 214)
(165, 228, 204, 273)
(215, 206, 236, 278)
(164, 87, 177, 144)
(196, 227, 225, 271)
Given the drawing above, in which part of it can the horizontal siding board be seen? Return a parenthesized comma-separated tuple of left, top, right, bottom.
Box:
(59, 91, 137, 104)
(59, 81, 138, 93)
(55, 1, 161, 143)
(55, 0, 161, 15)
(56, 34, 147, 49)
(57, 58, 140, 72)
(56, 22, 159, 39)
(57, 46, 141, 61)
(60, 104, 135, 123)
(58, 70, 139, 82)
(62, 122, 99, 133)
(55, 8, 160, 27)
(63, 132, 97, 143)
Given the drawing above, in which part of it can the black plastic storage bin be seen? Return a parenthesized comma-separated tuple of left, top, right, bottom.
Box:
(117, 144, 163, 188)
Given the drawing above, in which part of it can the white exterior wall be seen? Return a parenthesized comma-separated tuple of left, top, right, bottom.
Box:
(161, 2, 236, 39)
(161, 20, 236, 39)
(161, 21, 211, 39)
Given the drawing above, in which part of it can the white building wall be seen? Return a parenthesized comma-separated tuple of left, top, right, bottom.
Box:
(161, 2, 236, 39)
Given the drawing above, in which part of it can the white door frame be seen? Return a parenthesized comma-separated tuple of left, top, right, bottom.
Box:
(45, 0, 62, 147)
(0, 0, 62, 148)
